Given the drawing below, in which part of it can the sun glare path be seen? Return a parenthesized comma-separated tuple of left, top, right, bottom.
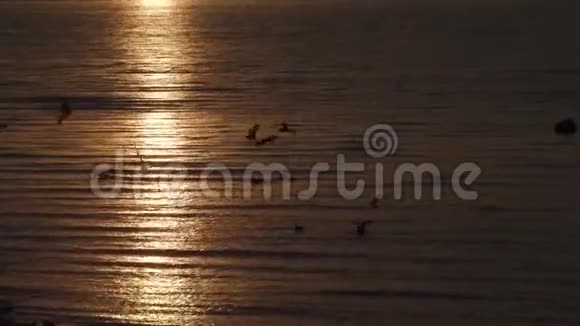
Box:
(141, 0, 175, 7)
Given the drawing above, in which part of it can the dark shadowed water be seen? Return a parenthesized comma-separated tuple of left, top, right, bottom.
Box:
(0, 0, 580, 325)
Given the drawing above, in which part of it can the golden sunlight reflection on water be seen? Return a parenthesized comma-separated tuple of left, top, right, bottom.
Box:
(117, 182, 216, 324)
(141, 0, 176, 7)
(3, 1, 580, 324)
(116, 0, 199, 101)
(109, 2, 219, 324)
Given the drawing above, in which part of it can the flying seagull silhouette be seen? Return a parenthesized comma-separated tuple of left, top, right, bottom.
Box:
(354, 220, 373, 237)
(133, 146, 148, 171)
(255, 135, 279, 146)
(57, 99, 72, 124)
(246, 124, 260, 140)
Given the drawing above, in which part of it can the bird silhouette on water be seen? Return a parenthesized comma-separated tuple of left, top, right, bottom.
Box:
(246, 124, 260, 140)
(554, 118, 577, 135)
(255, 135, 279, 146)
(355, 220, 373, 237)
(294, 224, 305, 233)
(278, 122, 296, 133)
(57, 99, 72, 124)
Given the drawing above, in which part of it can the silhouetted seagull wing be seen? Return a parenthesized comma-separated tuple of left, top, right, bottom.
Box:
(255, 135, 279, 146)
(57, 99, 72, 124)
(246, 124, 261, 139)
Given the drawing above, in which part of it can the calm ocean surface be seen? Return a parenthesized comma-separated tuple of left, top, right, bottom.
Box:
(0, 0, 580, 325)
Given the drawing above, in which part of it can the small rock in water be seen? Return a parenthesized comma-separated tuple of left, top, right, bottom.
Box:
(554, 118, 577, 135)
